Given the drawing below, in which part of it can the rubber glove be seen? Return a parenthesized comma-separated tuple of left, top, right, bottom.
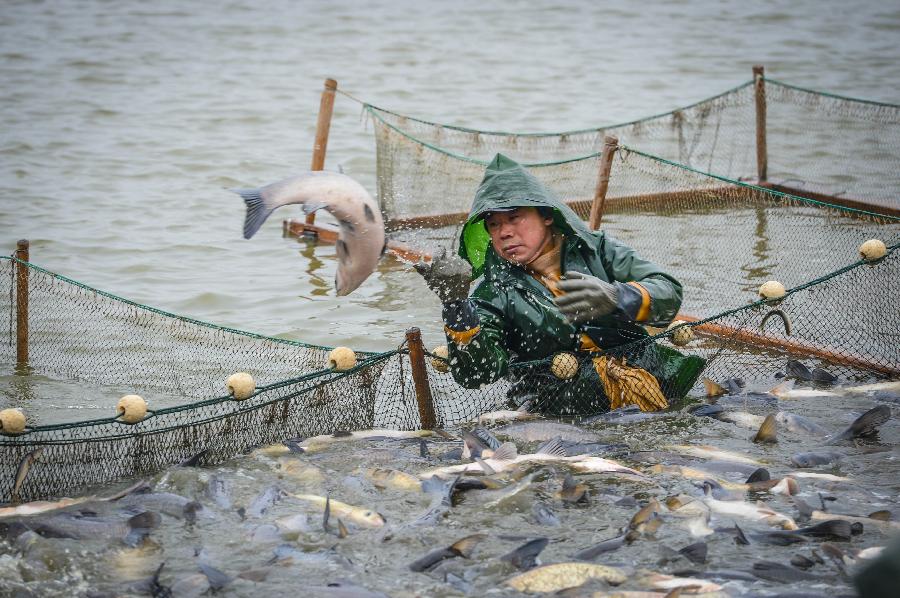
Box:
(414, 248, 472, 304)
(553, 270, 619, 325)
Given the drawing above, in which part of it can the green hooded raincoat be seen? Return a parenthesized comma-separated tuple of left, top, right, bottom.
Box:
(446, 154, 703, 415)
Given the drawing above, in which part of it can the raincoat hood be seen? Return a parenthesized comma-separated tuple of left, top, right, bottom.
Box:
(459, 153, 596, 278)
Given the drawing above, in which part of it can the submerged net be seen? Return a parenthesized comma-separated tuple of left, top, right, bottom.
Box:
(1, 244, 898, 503)
(370, 75, 900, 219)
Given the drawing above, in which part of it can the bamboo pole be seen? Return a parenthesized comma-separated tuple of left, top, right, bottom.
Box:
(15, 240, 29, 366)
(305, 78, 338, 226)
(405, 327, 437, 429)
(588, 136, 618, 229)
(753, 65, 767, 183)
(676, 313, 899, 378)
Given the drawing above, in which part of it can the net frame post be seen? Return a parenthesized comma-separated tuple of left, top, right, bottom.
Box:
(305, 78, 339, 226)
(588, 135, 619, 230)
(15, 239, 29, 367)
(405, 327, 437, 429)
(753, 65, 768, 183)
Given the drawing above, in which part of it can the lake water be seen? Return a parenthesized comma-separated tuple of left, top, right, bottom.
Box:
(0, 2, 898, 596)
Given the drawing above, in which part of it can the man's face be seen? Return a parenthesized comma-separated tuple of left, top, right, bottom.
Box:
(485, 207, 554, 265)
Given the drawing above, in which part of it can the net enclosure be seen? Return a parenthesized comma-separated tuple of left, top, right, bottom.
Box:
(3, 70, 899, 504)
(370, 71, 900, 220)
(1, 242, 897, 503)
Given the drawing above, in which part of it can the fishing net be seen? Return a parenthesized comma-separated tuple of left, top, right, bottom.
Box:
(370, 75, 900, 221)
(2, 244, 898, 503)
(2, 74, 899, 503)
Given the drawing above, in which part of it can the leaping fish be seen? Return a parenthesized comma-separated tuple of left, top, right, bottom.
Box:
(233, 172, 386, 296)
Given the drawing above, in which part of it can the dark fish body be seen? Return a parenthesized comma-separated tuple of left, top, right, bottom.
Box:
(25, 510, 160, 546)
(572, 534, 627, 560)
(119, 492, 206, 520)
(751, 560, 825, 583)
(786, 360, 814, 381)
(678, 541, 708, 564)
(790, 450, 844, 468)
(409, 534, 485, 572)
(825, 405, 891, 444)
(501, 537, 548, 570)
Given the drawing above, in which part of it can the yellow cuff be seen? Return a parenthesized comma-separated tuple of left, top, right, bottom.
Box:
(627, 281, 651, 322)
(445, 325, 480, 346)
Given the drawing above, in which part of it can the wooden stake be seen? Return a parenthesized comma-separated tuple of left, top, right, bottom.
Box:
(405, 327, 437, 429)
(588, 136, 618, 230)
(753, 65, 768, 183)
(305, 78, 338, 226)
(15, 239, 29, 366)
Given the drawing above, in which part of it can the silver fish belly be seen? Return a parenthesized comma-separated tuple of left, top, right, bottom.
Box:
(234, 171, 386, 296)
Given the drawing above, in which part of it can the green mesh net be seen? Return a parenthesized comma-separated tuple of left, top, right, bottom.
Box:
(2, 74, 899, 504)
(2, 244, 897, 503)
(370, 75, 900, 220)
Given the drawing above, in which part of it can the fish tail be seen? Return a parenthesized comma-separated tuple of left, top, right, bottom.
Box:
(233, 187, 274, 239)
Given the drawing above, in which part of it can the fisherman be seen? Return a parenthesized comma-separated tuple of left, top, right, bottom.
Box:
(415, 154, 703, 416)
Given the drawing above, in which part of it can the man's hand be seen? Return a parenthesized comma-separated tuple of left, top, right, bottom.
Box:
(553, 270, 619, 325)
(414, 248, 472, 304)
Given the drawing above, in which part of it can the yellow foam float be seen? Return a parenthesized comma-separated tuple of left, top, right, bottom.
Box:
(667, 320, 694, 346)
(859, 239, 887, 262)
(117, 395, 147, 424)
(758, 280, 786, 301)
(226, 372, 256, 400)
(551, 352, 579, 380)
(328, 347, 357, 371)
(430, 345, 450, 373)
(0, 408, 26, 435)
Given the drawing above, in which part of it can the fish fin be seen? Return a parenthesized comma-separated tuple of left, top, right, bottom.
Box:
(799, 519, 852, 540)
(471, 426, 502, 450)
(753, 414, 778, 444)
(282, 439, 305, 454)
(381, 240, 388, 257)
(323, 496, 331, 532)
(561, 473, 577, 493)
(868, 510, 891, 521)
(178, 449, 209, 467)
(702, 377, 728, 398)
(733, 522, 750, 545)
(198, 562, 233, 591)
(535, 436, 567, 458)
(501, 537, 549, 570)
(233, 188, 276, 240)
(768, 379, 795, 398)
(811, 368, 838, 384)
(337, 518, 349, 539)
(745, 468, 771, 484)
(491, 442, 518, 461)
(474, 457, 496, 476)
(451, 533, 488, 558)
(848, 404, 891, 437)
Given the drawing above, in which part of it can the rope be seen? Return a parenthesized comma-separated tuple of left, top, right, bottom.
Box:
(765, 78, 900, 110)
(618, 145, 900, 223)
